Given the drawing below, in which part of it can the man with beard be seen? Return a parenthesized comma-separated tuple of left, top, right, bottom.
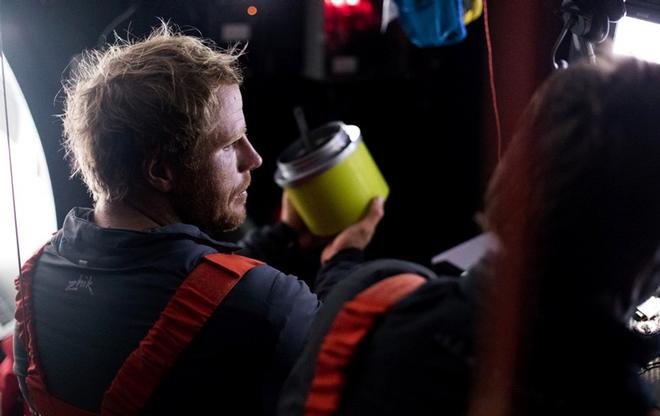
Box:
(13, 25, 384, 416)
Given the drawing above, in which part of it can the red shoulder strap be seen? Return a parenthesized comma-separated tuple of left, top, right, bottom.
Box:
(16, 249, 261, 416)
(304, 273, 426, 416)
(14, 243, 88, 416)
(100, 253, 262, 415)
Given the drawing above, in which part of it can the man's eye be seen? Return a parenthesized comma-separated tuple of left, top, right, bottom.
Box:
(223, 135, 245, 151)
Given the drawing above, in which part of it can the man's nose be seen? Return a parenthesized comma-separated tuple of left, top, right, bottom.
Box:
(239, 138, 262, 171)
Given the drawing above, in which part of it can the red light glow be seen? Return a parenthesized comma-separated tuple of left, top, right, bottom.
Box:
(326, 0, 361, 6)
(324, 0, 378, 50)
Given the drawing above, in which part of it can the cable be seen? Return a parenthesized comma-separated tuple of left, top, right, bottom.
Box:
(552, 15, 574, 69)
(97, 1, 142, 47)
(0, 0, 25, 282)
(483, 0, 503, 161)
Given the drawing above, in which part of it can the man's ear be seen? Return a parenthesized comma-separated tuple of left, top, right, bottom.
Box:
(142, 155, 175, 193)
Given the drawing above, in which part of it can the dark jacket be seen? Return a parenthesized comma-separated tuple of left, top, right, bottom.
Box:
(14, 208, 361, 415)
(277, 259, 473, 416)
(279, 255, 660, 415)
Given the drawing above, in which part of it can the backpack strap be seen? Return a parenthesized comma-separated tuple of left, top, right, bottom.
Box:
(100, 252, 262, 415)
(304, 273, 426, 416)
(16, 248, 261, 416)
(14, 243, 87, 416)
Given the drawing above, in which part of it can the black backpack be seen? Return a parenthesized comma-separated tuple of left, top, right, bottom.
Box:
(278, 259, 477, 416)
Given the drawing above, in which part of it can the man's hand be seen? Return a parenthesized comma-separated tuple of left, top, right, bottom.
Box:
(280, 193, 331, 250)
(280, 194, 385, 262)
(321, 197, 385, 264)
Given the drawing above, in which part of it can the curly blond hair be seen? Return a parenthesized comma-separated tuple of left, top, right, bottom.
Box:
(62, 23, 243, 202)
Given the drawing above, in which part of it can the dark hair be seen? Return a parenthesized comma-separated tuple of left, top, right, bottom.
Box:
(486, 57, 660, 313)
(476, 57, 660, 415)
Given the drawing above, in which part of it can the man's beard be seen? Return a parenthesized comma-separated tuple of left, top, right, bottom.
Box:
(169, 168, 246, 235)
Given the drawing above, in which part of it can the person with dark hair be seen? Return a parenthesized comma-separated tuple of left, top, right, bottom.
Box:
(279, 57, 660, 416)
(13, 25, 384, 415)
(476, 57, 660, 416)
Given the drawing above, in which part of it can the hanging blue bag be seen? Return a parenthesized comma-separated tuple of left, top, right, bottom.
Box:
(393, 0, 467, 47)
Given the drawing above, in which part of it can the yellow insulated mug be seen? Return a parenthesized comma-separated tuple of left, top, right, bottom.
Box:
(275, 121, 389, 236)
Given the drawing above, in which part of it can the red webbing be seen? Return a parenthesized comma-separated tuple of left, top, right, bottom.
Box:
(15, 243, 94, 415)
(16, 249, 260, 416)
(101, 253, 261, 415)
(304, 273, 426, 416)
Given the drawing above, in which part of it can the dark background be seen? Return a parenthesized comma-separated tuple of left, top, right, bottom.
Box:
(0, 0, 559, 265)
